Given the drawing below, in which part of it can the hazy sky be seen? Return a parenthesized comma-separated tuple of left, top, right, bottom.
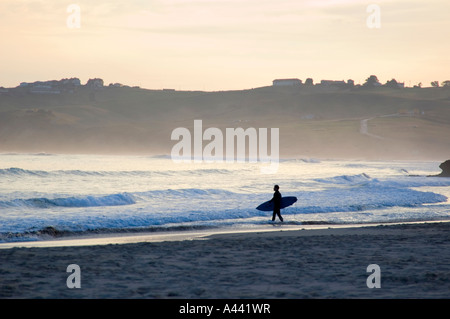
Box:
(1, 0, 449, 91)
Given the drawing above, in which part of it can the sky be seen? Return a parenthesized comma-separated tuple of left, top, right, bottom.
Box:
(1, 0, 449, 91)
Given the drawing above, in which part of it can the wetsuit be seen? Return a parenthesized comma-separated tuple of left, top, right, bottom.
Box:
(271, 190, 283, 222)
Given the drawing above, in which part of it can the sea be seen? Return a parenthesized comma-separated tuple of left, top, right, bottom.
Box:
(1, 153, 450, 243)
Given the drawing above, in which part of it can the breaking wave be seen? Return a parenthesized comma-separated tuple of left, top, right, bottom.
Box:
(0, 193, 136, 208)
(0, 167, 233, 178)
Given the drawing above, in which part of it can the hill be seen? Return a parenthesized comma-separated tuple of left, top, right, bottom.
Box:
(1, 85, 449, 160)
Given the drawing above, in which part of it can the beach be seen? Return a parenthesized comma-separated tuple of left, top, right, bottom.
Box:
(1, 221, 450, 299)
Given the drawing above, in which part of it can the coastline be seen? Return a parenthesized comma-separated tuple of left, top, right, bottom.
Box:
(1, 220, 450, 298)
(1, 220, 447, 249)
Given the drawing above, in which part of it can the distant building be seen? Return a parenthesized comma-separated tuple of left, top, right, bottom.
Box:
(62, 78, 81, 86)
(29, 85, 60, 94)
(86, 78, 104, 89)
(15, 78, 82, 94)
(320, 80, 346, 86)
(272, 78, 302, 86)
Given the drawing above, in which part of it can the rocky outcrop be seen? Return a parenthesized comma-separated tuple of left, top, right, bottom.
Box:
(429, 160, 450, 177)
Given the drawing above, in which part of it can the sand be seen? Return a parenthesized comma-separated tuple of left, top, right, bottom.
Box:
(1, 222, 450, 299)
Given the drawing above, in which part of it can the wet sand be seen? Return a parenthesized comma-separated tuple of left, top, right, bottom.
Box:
(1, 222, 450, 298)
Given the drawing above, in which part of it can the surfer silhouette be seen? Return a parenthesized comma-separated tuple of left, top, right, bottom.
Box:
(270, 185, 283, 222)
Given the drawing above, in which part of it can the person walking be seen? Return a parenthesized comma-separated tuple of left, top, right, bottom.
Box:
(270, 185, 283, 222)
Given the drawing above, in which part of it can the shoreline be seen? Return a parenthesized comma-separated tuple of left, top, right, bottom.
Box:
(1, 219, 449, 249)
(1, 220, 450, 298)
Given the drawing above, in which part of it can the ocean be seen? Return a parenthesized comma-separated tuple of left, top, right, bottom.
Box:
(1, 153, 450, 243)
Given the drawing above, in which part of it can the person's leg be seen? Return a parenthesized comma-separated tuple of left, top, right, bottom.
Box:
(273, 208, 282, 221)
(277, 211, 283, 222)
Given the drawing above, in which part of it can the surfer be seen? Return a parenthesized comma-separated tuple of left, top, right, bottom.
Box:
(270, 185, 283, 222)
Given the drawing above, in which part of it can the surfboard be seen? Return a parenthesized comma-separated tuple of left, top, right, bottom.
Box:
(256, 196, 297, 211)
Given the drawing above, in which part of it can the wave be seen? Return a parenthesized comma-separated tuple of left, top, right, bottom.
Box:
(373, 176, 450, 188)
(280, 158, 321, 163)
(0, 167, 233, 178)
(0, 152, 56, 156)
(0, 168, 49, 177)
(290, 187, 447, 215)
(0, 188, 237, 209)
(1, 181, 447, 212)
(0, 167, 151, 177)
(314, 173, 372, 185)
(314, 173, 450, 188)
(0, 193, 136, 208)
(135, 188, 235, 199)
